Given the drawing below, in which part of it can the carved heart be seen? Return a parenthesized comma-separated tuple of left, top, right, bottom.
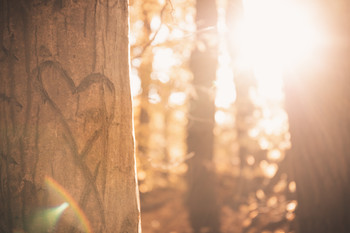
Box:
(35, 60, 115, 160)
(33, 60, 114, 228)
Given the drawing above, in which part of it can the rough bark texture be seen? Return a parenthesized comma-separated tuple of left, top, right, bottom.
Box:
(284, 1, 350, 232)
(186, 0, 220, 232)
(0, 0, 140, 232)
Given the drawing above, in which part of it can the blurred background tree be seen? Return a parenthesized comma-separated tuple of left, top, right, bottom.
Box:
(186, 0, 220, 232)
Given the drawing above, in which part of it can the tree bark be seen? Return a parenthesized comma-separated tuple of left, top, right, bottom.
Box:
(0, 1, 140, 232)
(186, 0, 221, 232)
(284, 1, 350, 232)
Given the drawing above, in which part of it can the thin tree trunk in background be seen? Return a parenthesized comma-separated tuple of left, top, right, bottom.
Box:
(284, 1, 350, 232)
(186, 0, 220, 232)
(136, 4, 152, 162)
(0, 1, 140, 232)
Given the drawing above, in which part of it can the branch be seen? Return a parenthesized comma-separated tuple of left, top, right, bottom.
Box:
(132, 2, 169, 59)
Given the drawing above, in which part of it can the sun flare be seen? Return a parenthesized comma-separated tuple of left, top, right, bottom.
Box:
(230, 0, 325, 96)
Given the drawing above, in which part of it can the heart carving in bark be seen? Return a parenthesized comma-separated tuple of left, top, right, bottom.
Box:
(33, 60, 115, 227)
(35, 60, 115, 158)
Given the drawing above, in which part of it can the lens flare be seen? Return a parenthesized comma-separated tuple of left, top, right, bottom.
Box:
(56, 202, 70, 212)
(44, 176, 93, 233)
(28, 202, 69, 233)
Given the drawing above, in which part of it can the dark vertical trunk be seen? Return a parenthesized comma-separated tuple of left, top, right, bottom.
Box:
(0, 1, 140, 232)
(186, 0, 220, 232)
(284, 1, 350, 232)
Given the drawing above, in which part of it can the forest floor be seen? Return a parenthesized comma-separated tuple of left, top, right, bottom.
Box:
(140, 188, 246, 233)
(140, 185, 293, 233)
(140, 188, 192, 233)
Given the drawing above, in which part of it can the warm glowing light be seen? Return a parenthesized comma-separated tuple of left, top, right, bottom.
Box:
(151, 47, 179, 87)
(286, 200, 298, 212)
(215, 6, 236, 109)
(215, 53, 236, 109)
(139, 183, 150, 193)
(152, 25, 170, 45)
(286, 212, 296, 220)
(267, 149, 282, 161)
(275, 230, 285, 233)
(248, 127, 259, 138)
(148, 88, 161, 104)
(265, 163, 278, 178)
(138, 170, 147, 180)
(267, 196, 278, 207)
(150, 16, 161, 32)
(246, 155, 255, 165)
(258, 137, 270, 150)
(130, 68, 142, 97)
(231, 0, 325, 97)
(153, 48, 177, 70)
(260, 160, 278, 178)
(289, 181, 297, 192)
(169, 92, 186, 106)
(256, 189, 265, 199)
(215, 110, 232, 125)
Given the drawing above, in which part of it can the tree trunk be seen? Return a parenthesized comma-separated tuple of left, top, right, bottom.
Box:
(0, 1, 140, 232)
(186, 0, 220, 232)
(284, 1, 350, 232)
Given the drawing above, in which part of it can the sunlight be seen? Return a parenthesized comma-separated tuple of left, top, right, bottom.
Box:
(267, 149, 282, 161)
(286, 200, 298, 212)
(231, 0, 324, 97)
(169, 92, 186, 106)
(215, 0, 324, 108)
(260, 160, 278, 178)
(215, 4, 237, 110)
(215, 69, 236, 109)
(289, 181, 296, 192)
(215, 110, 231, 125)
